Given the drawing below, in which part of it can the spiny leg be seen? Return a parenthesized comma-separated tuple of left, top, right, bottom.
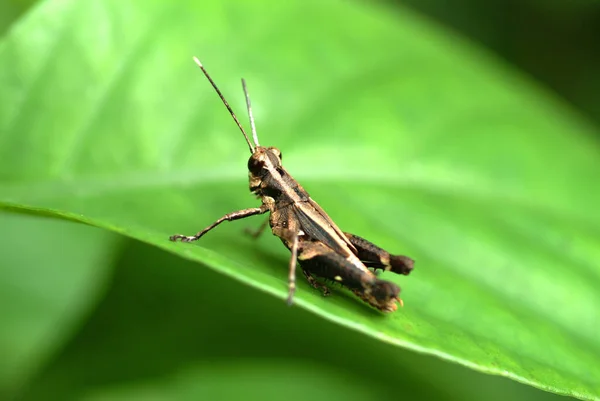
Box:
(298, 242, 371, 291)
(344, 233, 414, 275)
(286, 229, 300, 306)
(302, 269, 331, 296)
(298, 242, 400, 312)
(170, 206, 268, 242)
(244, 217, 269, 239)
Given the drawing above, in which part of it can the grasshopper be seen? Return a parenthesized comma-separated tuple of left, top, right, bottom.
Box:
(170, 57, 414, 312)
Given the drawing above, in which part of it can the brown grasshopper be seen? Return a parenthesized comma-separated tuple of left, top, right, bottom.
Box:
(170, 57, 414, 312)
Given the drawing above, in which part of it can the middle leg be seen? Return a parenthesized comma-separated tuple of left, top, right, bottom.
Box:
(302, 269, 331, 297)
(244, 217, 269, 239)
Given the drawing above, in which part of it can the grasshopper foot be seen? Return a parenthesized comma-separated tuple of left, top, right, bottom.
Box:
(169, 234, 200, 242)
(303, 269, 331, 297)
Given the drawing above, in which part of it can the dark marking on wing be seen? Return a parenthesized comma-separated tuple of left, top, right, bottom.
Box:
(294, 205, 351, 256)
(307, 198, 357, 253)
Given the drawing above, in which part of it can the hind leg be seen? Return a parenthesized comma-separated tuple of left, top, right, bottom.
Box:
(298, 242, 400, 312)
(344, 233, 414, 275)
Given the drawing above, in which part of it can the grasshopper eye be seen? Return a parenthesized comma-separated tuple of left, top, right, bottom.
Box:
(248, 156, 265, 174)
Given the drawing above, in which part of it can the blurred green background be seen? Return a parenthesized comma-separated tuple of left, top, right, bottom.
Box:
(1, 1, 599, 401)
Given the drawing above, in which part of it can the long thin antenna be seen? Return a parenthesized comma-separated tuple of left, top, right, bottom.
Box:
(241, 79, 260, 147)
(192, 57, 254, 153)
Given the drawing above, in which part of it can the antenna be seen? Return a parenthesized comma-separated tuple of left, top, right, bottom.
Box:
(192, 57, 255, 153)
(241, 79, 260, 147)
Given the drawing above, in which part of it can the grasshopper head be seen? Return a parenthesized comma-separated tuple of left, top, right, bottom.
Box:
(248, 146, 283, 194)
(247, 146, 282, 174)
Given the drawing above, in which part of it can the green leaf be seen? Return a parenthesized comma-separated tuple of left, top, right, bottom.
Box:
(21, 239, 562, 401)
(1, 0, 599, 399)
(0, 212, 120, 398)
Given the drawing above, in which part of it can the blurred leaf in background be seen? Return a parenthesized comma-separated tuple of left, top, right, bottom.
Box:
(1, 0, 599, 400)
(0, 212, 120, 399)
(395, 0, 600, 127)
(0, 0, 37, 35)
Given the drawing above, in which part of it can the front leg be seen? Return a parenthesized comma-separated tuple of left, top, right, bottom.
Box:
(170, 205, 268, 242)
(344, 233, 414, 275)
